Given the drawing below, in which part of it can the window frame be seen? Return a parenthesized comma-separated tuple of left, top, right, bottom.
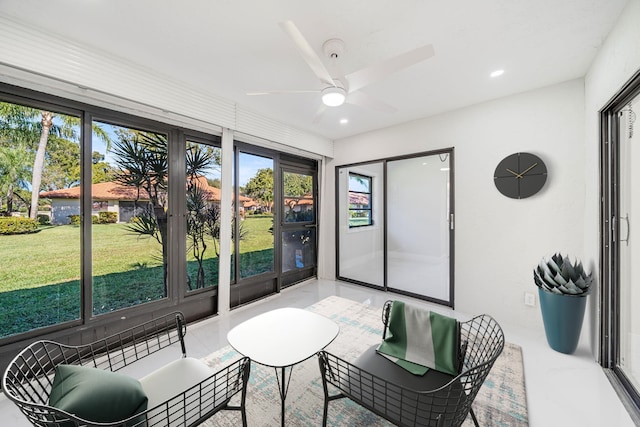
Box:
(0, 82, 320, 376)
(348, 172, 373, 228)
(0, 84, 221, 349)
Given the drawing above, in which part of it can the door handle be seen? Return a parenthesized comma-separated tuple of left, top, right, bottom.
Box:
(621, 214, 630, 246)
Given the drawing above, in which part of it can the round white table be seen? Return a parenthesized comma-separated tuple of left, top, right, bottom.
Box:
(227, 307, 339, 426)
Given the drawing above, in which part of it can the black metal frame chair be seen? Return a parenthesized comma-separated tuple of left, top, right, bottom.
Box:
(2, 312, 250, 427)
(317, 301, 504, 427)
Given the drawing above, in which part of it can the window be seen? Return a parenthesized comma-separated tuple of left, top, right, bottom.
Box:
(0, 100, 82, 338)
(236, 151, 274, 279)
(91, 121, 168, 315)
(185, 140, 222, 292)
(283, 171, 314, 223)
(348, 173, 373, 227)
(0, 84, 319, 374)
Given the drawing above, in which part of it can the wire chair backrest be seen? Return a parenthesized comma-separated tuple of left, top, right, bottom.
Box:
(320, 302, 505, 427)
(447, 314, 505, 426)
(2, 312, 186, 426)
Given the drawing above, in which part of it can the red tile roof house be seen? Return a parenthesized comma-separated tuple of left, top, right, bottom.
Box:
(39, 177, 242, 225)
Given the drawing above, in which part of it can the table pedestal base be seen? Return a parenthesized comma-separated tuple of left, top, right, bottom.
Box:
(275, 365, 294, 427)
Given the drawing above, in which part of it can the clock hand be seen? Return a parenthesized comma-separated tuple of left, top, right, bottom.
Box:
(506, 168, 522, 178)
(520, 162, 538, 176)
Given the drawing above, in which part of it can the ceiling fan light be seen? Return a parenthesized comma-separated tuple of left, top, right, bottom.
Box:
(321, 87, 346, 107)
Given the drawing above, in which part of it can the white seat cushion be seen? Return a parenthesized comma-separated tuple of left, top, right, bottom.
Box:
(140, 357, 214, 409)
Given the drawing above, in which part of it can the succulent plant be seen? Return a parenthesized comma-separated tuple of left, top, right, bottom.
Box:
(533, 253, 593, 296)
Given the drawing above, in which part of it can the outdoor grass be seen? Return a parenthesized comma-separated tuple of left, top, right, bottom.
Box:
(239, 216, 274, 277)
(0, 217, 275, 338)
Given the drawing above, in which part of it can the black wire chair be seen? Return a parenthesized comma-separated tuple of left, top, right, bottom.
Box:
(317, 301, 504, 427)
(2, 312, 250, 427)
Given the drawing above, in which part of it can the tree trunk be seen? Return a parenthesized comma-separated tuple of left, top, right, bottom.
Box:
(6, 183, 13, 213)
(154, 206, 168, 295)
(30, 111, 53, 220)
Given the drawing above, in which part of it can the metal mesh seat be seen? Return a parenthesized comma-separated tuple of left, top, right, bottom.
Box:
(2, 312, 250, 427)
(318, 302, 504, 427)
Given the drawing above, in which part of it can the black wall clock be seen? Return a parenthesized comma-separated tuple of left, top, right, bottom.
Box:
(494, 152, 547, 199)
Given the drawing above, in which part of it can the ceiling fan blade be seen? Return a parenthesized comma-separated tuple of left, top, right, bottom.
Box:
(347, 91, 397, 114)
(279, 20, 336, 88)
(345, 44, 435, 93)
(247, 89, 319, 96)
(312, 104, 327, 124)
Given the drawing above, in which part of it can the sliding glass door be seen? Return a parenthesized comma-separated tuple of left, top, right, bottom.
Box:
(231, 149, 276, 306)
(601, 71, 640, 415)
(230, 147, 319, 307)
(336, 149, 454, 306)
(280, 162, 318, 287)
(337, 162, 385, 287)
(387, 153, 452, 303)
(618, 93, 640, 393)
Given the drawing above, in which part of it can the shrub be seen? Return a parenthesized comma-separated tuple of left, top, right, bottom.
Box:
(0, 217, 39, 235)
(37, 214, 51, 225)
(68, 215, 81, 225)
(98, 211, 117, 224)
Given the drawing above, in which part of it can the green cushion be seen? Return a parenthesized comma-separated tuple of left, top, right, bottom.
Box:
(49, 364, 148, 425)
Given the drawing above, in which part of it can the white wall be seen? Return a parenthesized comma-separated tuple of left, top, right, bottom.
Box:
(323, 79, 586, 337)
(321, 0, 640, 356)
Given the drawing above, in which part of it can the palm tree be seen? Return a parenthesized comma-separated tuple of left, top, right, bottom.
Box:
(28, 112, 111, 219)
(0, 102, 111, 217)
(29, 111, 53, 219)
(0, 145, 32, 213)
(114, 134, 219, 291)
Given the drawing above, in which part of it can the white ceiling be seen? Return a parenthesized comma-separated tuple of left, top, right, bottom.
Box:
(1, 0, 629, 141)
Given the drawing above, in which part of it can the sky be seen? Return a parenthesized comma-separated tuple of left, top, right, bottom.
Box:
(92, 121, 272, 186)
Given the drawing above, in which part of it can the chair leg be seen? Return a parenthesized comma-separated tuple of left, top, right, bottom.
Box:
(241, 406, 248, 427)
(322, 399, 329, 427)
(469, 406, 480, 427)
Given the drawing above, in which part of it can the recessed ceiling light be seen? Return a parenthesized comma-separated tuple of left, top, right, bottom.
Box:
(490, 69, 505, 78)
(340, 118, 349, 124)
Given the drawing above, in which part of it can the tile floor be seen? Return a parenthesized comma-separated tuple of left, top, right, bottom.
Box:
(0, 279, 636, 426)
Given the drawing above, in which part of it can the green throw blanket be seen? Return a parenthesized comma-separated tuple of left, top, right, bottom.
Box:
(376, 300, 459, 376)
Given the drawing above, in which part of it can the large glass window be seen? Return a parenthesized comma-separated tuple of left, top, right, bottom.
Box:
(0, 85, 319, 373)
(237, 152, 274, 279)
(0, 101, 81, 337)
(185, 140, 222, 292)
(91, 121, 167, 315)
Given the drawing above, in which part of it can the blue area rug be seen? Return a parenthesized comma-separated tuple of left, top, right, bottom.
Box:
(202, 296, 528, 426)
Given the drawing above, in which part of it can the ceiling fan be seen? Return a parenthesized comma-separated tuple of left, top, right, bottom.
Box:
(247, 21, 435, 117)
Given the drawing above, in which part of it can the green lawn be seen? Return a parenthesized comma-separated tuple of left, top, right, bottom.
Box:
(0, 216, 274, 338)
(349, 217, 371, 227)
